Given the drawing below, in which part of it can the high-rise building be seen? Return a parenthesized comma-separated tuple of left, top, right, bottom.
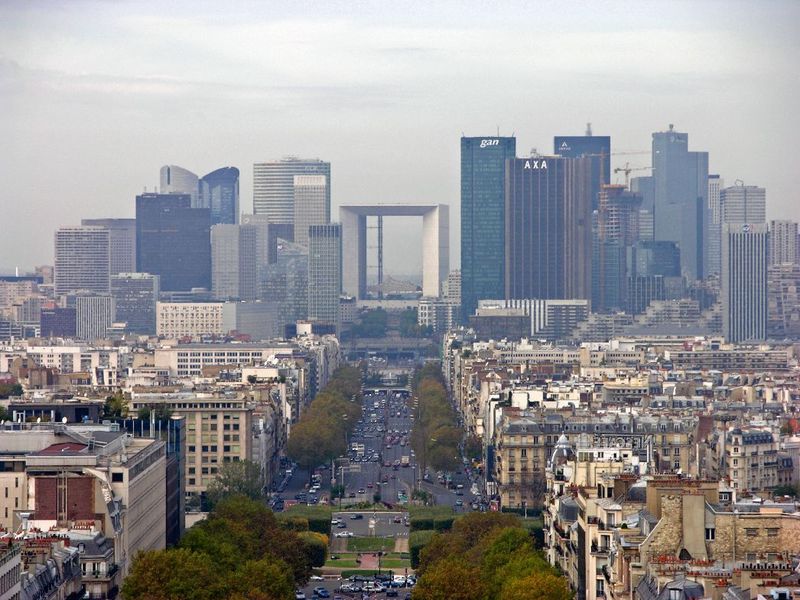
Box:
(307, 224, 342, 329)
(111, 273, 160, 334)
(721, 184, 766, 225)
(159, 165, 199, 206)
(81, 218, 137, 275)
(54, 226, 111, 296)
(211, 224, 257, 301)
(769, 220, 798, 266)
(705, 174, 723, 276)
(262, 239, 308, 330)
(460, 136, 516, 320)
(199, 167, 239, 225)
(626, 241, 682, 314)
(593, 185, 642, 312)
(505, 155, 593, 301)
(652, 125, 709, 281)
(631, 175, 655, 211)
(68, 294, 115, 341)
(40, 306, 76, 338)
(252, 157, 331, 228)
(768, 263, 800, 339)
(293, 175, 330, 247)
(554, 130, 611, 210)
(135, 193, 211, 292)
(722, 223, 768, 343)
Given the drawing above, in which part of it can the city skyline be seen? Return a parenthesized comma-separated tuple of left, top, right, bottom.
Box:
(2, 1, 799, 272)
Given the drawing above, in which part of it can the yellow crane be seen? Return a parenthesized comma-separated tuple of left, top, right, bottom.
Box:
(614, 162, 653, 187)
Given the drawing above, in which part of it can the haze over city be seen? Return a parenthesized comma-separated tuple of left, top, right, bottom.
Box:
(2, 0, 798, 273)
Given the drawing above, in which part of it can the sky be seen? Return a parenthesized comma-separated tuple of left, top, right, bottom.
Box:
(1, 0, 798, 278)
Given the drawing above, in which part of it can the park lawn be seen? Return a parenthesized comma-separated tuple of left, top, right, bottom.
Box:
(379, 558, 411, 568)
(347, 536, 395, 552)
(324, 558, 361, 568)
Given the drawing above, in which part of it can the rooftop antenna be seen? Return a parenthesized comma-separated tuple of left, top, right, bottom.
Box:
(586, 122, 593, 136)
(497, 125, 500, 136)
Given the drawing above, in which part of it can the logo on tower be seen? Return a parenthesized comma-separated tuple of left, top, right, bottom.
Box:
(480, 139, 499, 149)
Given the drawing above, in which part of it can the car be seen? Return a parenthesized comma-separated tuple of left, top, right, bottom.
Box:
(330, 518, 340, 525)
(348, 492, 356, 498)
(366, 483, 373, 488)
(336, 521, 347, 528)
(357, 488, 366, 494)
(386, 590, 399, 597)
(338, 584, 358, 593)
(314, 587, 330, 598)
(455, 499, 463, 506)
(310, 575, 324, 581)
(295, 592, 306, 600)
(393, 515, 402, 523)
(333, 531, 349, 538)
(362, 582, 384, 593)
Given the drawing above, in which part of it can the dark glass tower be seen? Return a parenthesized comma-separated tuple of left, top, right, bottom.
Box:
(200, 167, 240, 225)
(554, 133, 610, 210)
(135, 193, 211, 291)
(460, 136, 516, 321)
(505, 156, 593, 301)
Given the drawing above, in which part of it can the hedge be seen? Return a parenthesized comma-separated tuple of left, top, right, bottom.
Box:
(409, 506, 457, 532)
(409, 530, 436, 568)
(282, 505, 333, 536)
(275, 515, 309, 532)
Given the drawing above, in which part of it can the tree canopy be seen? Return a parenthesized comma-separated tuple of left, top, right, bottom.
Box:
(413, 512, 570, 600)
(205, 459, 265, 509)
(123, 496, 311, 600)
(410, 362, 462, 474)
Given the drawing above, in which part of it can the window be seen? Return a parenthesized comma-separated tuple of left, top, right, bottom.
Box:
(705, 528, 715, 541)
(112, 472, 124, 483)
(521, 448, 527, 457)
(766, 528, 779, 537)
(745, 528, 758, 537)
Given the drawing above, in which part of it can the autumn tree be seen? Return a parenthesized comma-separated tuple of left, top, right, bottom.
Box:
(205, 459, 264, 508)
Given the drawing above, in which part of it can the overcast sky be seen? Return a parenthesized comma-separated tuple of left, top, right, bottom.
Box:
(1, 0, 798, 277)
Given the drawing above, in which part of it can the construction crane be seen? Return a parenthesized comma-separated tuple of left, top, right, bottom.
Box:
(614, 162, 653, 187)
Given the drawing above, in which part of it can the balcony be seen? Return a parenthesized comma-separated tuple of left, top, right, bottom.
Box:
(591, 542, 610, 556)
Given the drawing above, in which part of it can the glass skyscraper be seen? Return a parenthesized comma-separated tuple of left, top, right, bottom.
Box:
(135, 193, 211, 292)
(460, 136, 516, 321)
(554, 133, 611, 210)
(200, 167, 240, 225)
(253, 157, 330, 230)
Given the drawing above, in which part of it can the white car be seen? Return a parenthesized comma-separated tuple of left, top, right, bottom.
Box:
(310, 575, 324, 581)
(362, 582, 385, 593)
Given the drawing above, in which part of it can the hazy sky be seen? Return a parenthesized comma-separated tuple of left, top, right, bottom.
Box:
(2, 0, 798, 277)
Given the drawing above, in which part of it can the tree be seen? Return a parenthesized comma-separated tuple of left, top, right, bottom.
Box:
(103, 391, 128, 418)
(498, 572, 572, 600)
(229, 557, 295, 600)
(122, 549, 226, 600)
(205, 460, 264, 508)
(247, 374, 258, 384)
(0, 383, 23, 399)
(464, 434, 482, 461)
(412, 557, 486, 600)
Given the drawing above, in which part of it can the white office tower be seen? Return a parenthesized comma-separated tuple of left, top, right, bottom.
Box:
(54, 226, 111, 296)
(159, 165, 199, 206)
(721, 184, 766, 225)
(307, 224, 342, 329)
(293, 175, 330, 247)
(253, 157, 330, 226)
(722, 223, 768, 343)
(769, 220, 798, 266)
(72, 294, 115, 341)
(211, 225, 257, 301)
(706, 175, 723, 276)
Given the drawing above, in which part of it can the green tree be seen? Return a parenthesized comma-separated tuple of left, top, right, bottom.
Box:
(122, 548, 226, 600)
(229, 557, 295, 600)
(498, 572, 572, 600)
(412, 557, 486, 600)
(464, 434, 482, 461)
(103, 391, 128, 418)
(205, 460, 264, 508)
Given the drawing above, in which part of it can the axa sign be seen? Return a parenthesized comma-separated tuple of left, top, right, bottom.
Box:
(479, 139, 499, 148)
(523, 160, 548, 170)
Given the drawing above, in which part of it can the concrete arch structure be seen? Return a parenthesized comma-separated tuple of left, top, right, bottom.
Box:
(340, 205, 449, 300)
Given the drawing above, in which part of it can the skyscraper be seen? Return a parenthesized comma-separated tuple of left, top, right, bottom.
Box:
(505, 155, 593, 301)
(554, 129, 611, 210)
(135, 193, 211, 292)
(160, 165, 199, 206)
(460, 136, 516, 320)
(722, 223, 768, 343)
(69, 294, 115, 341)
(307, 224, 342, 329)
(721, 184, 766, 225)
(769, 220, 799, 266)
(81, 218, 137, 275)
(593, 185, 642, 312)
(111, 272, 160, 334)
(211, 224, 257, 301)
(54, 226, 111, 296)
(253, 157, 331, 229)
(652, 125, 709, 281)
(705, 174, 723, 277)
(199, 167, 240, 225)
(293, 175, 330, 247)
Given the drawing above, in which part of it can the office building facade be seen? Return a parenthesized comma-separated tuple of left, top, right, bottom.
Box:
(71, 294, 115, 341)
(54, 226, 111, 296)
(293, 175, 330, 247)
(253, 157, 331, 228)
(505, 156, 593, 302)
(721, 184, 766, 225)
(722, 223, 768, 342)
(307, 224, 342, 328)
(111, 273, 160, 334)
(199, 167, 239, 225)
(769, 220, 798, 266)
(160, 165, 199, 206)
(211, 224, 257, 301)
(461, 136, 516, 320)
(40, 306, 77, 338)
(81, 218, 137, 275)
(705, 174, 723, 276)
(652, 125, 709, 281)
(554, 132, 611, 210)
(135, 193, 211, 292)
